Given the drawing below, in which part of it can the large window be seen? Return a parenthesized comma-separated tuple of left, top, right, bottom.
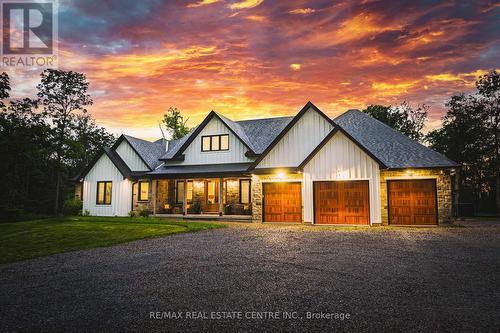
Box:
(239, 179, 251, 204)
(96, 181, 112, 205)
(138, 181, 149, 201)
(176, 180, 193, 204)
(201, 134, 229, 152)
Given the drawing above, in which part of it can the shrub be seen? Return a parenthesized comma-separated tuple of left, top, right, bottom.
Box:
(82, 209, 90, 216)
(138, 207, 151, 217)
(128, 210, 136, 217)
(62, 198, 83, 216)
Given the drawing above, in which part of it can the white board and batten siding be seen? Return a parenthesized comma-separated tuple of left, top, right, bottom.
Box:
(115, 140, 149, 171)
(82, 154, 132, 216)
(302, 132, 381, 224)
(176, 117, 254, 165)
(257, 107, 333, 168)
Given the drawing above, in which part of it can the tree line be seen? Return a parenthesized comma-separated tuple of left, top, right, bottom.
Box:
(0, 70, 115, 221)
(362, 70, 499, 213)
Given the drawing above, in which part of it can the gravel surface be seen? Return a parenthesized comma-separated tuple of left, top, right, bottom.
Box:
(1, 224, 499, 332)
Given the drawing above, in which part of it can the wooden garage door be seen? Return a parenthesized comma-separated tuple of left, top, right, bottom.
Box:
(388, 180, 437, 225)
(263, 182, 302, 223)
(314, 181, 370, 225)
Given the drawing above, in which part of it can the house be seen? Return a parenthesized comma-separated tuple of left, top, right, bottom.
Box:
(74, 102, 459, 225)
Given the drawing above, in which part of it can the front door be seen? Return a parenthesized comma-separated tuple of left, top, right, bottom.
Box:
(204, 180, 219, 213)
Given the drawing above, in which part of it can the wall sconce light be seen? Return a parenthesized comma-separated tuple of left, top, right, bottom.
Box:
(276, 170, 286, 179)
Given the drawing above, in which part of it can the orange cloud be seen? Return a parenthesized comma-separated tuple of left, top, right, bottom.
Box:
(229, 0, 264, 10)
(289, 8, 315, 14)
(187, 0, 221, 8)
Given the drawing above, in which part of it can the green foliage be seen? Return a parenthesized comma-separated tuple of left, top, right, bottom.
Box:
(363, 102, 428, 141)
(82, 209, 90, 217)
(128, 210, 137, 217)
(62, 198, 83, 216)
(426, 70, 500, 211)
(0, 71, 115, 218)
(162, 107, 190, 140)
(138, 207, 152, 217)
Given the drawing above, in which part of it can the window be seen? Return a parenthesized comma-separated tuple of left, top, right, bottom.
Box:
(96, 181, 112, 205)
(201, 134, 229, 152)
(239, 179, 251, 204)
(206, 180, 219, 204)
(138, 181, 149, 201)
(176, 180, 193, 204)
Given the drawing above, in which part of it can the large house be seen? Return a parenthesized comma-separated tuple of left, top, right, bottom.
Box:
(75, 102, 459, 225)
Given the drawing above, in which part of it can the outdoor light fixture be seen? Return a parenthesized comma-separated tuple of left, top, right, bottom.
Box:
(276, 170, 286, 179)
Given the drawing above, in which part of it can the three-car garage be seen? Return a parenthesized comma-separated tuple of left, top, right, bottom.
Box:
(262, 178, 439, 225)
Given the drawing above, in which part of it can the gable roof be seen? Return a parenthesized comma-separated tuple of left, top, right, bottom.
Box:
(249, 101, 335, 169)
(160, 112, 293, 160)
(74, 147, 136, 181)
(113, 134, 166, 170)
(333, 110, 459, 169)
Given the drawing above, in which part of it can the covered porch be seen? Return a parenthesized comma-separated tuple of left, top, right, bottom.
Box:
(132, 176, 252, 219)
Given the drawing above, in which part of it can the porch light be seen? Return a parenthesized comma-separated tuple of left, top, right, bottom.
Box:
(405, 169, 414, 176)
(276, 170, 286, 179)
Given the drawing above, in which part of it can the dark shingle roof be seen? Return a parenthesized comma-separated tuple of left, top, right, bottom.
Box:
(333, 110, 459, 169)
(160, 116, 292, 159)
(236, 116, 293, 154)
(123, 135, 166, 169)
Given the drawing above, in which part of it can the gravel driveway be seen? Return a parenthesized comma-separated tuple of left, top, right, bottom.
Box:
(1, 224, 499, 332)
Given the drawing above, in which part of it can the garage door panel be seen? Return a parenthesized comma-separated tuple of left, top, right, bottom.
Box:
(314, 180, 370, 225)
(388, 180, 437, 225)
(263, 183, 302, 223)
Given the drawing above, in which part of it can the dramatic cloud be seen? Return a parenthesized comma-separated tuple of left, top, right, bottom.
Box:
(4, 0, 499, 139)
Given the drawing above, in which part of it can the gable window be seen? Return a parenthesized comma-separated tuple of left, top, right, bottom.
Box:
(201, 134, 229, 152)
(96, 181, 112, 205)
(176, 180, 193, 204)
(239, 179, 251, 204)
(138, 181, 149, 202)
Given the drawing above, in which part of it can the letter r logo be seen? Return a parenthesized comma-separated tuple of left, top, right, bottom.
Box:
(1, 1, 54, 54)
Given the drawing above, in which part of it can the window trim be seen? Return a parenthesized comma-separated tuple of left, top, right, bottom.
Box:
(176, 180, 193, 204)
(201, 134, 229, 152)
(96, 181, 112, 205)
(239, 179, 251, 204)
(137, 180, 150, 202)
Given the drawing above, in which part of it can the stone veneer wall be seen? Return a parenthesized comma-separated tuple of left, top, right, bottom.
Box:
(379, 169, 453, 225)
(251, 173, 303, 223)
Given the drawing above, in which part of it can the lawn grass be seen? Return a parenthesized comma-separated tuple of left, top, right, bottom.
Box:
(0, 216, 225, 264)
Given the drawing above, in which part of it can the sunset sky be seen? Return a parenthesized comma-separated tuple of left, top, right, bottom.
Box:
(6, 0, 500, 140)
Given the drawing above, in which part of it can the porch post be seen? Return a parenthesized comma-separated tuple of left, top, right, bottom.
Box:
(152, 179, 157, 215)
(218, 177, 223, 216)
(183, 179, 187, 215)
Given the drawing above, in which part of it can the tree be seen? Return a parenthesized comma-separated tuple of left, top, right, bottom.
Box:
(70, 114, 115, 171)
(0, 72, 10, 109)
(426, 94, 491, 208)
(363, 102, 428, 141)
(0, 97, 54, 219)
(162, 107, 190, 140)
(37, 69, 93, 214)
(475, 70, 500, 209)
